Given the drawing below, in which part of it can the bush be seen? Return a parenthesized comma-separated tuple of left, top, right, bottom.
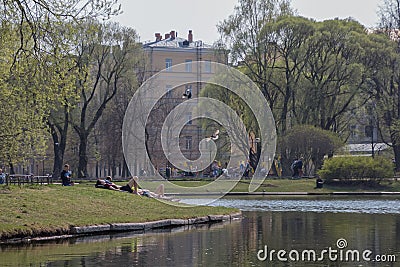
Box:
(318, 156, 393, 183)
(279, 125, 343, 175)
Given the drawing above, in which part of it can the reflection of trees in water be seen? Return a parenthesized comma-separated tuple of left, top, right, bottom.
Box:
(4, 211, 399, 266)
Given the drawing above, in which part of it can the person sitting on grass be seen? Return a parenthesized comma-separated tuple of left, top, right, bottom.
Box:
(61, 164, 74, 186)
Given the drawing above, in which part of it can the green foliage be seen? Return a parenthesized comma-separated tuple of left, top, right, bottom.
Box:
(297, 19, 369, 131)
(318, 156, 393, 182)
(219, 0, 400, 141)
(0, 23, 48, 164)
(0, 0, 121, 169)
(199, 83, 257, 158)
(69, 20, 143, 177)
(0, 19, 82, 166)
(1, 0, 121, 56)
(279, 125, 343, 174)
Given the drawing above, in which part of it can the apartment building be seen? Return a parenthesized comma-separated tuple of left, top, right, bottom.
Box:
(140, 30, 228, 176)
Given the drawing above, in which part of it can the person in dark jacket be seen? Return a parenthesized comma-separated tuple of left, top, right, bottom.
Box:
(60, 164, 74, 186)
(291, 158, 303, 178)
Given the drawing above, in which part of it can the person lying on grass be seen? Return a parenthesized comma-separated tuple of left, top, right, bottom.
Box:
(95, 176, 121, 190)
(95, 176, 165, 198)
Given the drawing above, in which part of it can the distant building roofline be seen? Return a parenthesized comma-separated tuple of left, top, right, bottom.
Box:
(142, 29, 214, 49)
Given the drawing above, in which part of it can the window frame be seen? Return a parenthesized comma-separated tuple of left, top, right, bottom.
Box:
(165, 58, 172, 71)
(185, 59, 192, 72)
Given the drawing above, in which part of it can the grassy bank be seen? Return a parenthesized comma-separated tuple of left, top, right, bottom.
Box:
(0, 184, 237, 241)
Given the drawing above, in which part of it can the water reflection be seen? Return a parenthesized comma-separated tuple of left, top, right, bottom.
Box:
(210, 195, 400, 214)
(1, 197, 400, 266)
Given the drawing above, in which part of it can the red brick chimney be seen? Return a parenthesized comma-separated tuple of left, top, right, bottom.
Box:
(188, 30, 193, 43)
(155, 32, 161, 41)
(165, 33, 170, 39)
(170, 30, 176, 39)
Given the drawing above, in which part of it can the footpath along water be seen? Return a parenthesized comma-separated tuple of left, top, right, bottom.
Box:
(1, 196, 400, 266)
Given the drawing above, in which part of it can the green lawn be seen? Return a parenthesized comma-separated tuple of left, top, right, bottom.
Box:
(167, 177, 400, 193)
(0, 184, 237, 240)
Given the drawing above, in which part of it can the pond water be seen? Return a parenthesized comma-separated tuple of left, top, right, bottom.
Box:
(1, 196, 400, 266)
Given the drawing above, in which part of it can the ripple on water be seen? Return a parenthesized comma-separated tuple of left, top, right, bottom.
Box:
(205, 198, 400, 214)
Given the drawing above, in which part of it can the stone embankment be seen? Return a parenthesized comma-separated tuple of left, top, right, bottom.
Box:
(2, 212, 242, 244)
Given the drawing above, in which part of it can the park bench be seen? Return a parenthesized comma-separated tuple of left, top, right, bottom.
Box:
(5, 174, 53, 185)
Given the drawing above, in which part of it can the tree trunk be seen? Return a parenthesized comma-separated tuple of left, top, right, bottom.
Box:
(111, 158, 116, 178)
(393, 144, 400, 173)
(78, 132, 88, 178)
(122, 158, 130, 178)
(50, 126, 67, 180)
(53, 144, 63, 180)
(49, 108, 69, 179)
(8, 162, 15, 175)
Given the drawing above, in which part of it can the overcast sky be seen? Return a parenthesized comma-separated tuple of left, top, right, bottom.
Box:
(111, 0, 382, 44)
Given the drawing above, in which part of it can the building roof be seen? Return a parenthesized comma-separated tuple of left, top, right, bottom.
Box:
(344, 143, 390, 153)
(143, 36, 213, 49)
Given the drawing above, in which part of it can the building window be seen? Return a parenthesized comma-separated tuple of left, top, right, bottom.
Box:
(186, 112, 192, 125)
(365, 125, 373, 138)
(185, 59, 192, 72)
(350, 125, 356, 138)
(166, 85, 172, 98)
(165, 58, 172, 71)
(185, 136, 192, 150)
(204, 60, 211, 73)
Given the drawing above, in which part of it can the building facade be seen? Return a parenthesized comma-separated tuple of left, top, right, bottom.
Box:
(139, 30, 227, 176)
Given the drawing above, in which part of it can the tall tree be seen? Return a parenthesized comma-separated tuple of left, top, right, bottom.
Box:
(217, 0, 293, 119)
(0, 21, 75, 173)
(377, 0, 400, 171)
(70, 21, 142, 178)
(298, 19, 367, 131)
(96, 59, 141, 178)
(0, 1, 120, 175)
(263, 15, 315, 133)
(43, 21, 81, 178)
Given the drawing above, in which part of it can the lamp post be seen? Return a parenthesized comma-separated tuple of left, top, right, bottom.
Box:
(368, 101, 376, 158)
(253, 137, 261, 177)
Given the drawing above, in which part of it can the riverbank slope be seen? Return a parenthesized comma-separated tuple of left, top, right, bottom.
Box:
(0, 184, 239, 243)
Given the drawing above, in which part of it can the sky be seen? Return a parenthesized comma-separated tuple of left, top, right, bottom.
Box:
(111, 0, 382, 45)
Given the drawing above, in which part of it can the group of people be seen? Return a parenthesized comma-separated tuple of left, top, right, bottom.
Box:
(208, 161, 228, 178)
(96, 176, 167, 199)
(60, 164, 166, 198)
(60, 158, 322, 193)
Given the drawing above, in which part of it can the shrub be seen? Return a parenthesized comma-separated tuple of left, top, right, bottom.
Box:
(279, 125, 343, 175)
(318, 156, 393, 183)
